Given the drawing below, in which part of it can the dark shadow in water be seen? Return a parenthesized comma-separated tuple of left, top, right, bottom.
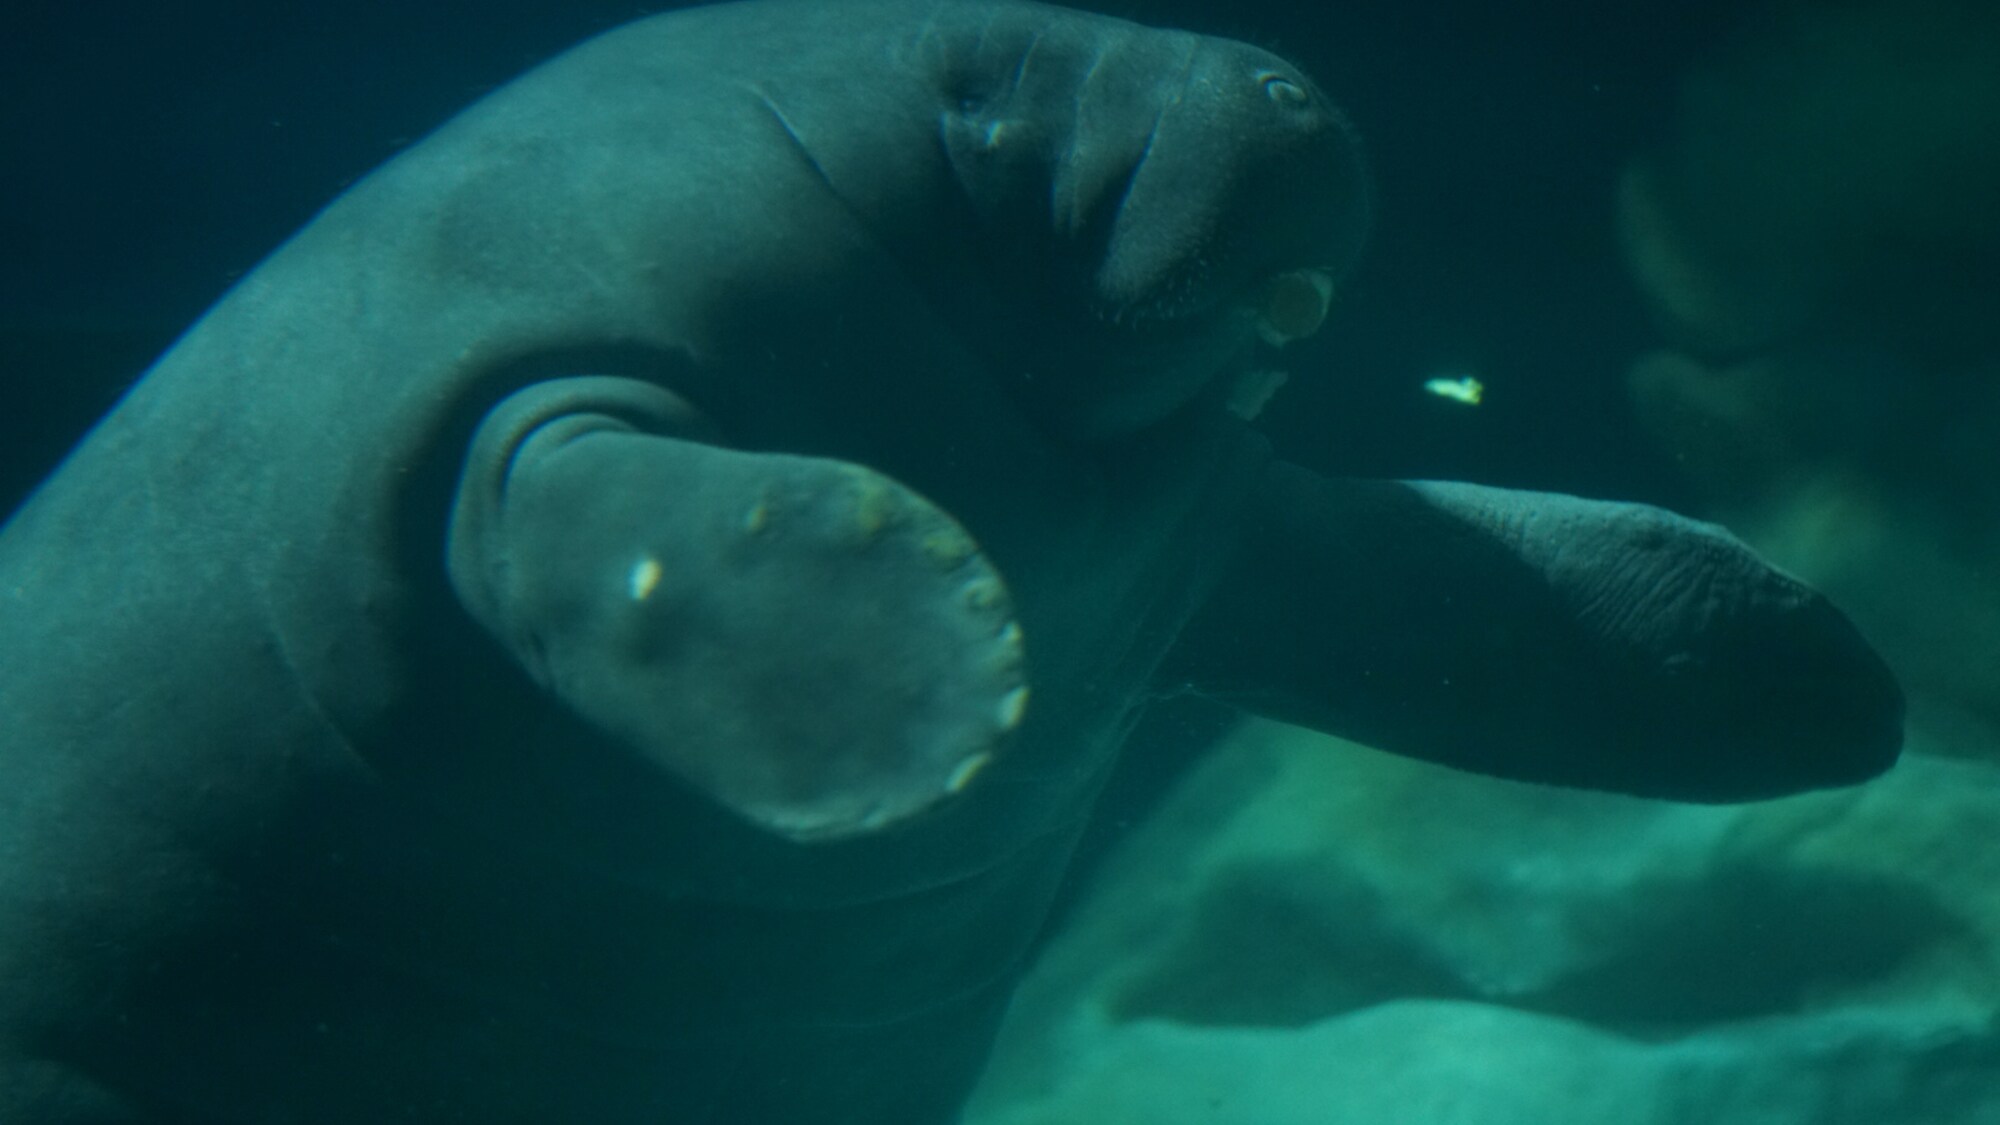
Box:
(1108, 855, 1968, 1041)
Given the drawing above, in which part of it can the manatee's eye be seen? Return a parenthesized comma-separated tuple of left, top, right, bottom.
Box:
(1258, 70, 1308, 106)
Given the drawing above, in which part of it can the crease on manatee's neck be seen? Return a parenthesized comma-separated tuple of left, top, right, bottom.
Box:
(743, 83, 933, 326)
(1008, 27, 1047, 98)
(748, 81, 917, 273)
(748, 86, 835, 199)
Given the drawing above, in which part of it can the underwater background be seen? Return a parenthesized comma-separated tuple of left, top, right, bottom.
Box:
(6, 0, 1998, 1121)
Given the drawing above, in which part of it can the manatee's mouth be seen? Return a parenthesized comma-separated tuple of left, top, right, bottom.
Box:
(1224, 267, 1335, 420)
(1049, 264, 1336, 439)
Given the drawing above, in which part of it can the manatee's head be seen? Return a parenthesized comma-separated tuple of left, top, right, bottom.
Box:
(933, 5, 1371, 437)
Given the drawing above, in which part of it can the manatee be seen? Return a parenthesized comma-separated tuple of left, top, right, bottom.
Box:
(0, 0, 1902, 1122)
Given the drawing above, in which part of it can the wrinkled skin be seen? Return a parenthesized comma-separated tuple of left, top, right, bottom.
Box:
(0, 1, 1901, 1122)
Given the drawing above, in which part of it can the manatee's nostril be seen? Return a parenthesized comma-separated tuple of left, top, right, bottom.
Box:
(1257, 70, 1308, 106)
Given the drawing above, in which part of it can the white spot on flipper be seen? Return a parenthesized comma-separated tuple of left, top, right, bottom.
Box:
(628, 555, 663, 601)
(961, 576, 1004, 612)
(922, 526, 977, 568)
(996, 685, 1029, 731)
(946, 751, 994, 794)
(857, 798, 894, 830)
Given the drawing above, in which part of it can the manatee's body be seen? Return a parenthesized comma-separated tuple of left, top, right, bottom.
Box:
(0, 1, 1901, 1122)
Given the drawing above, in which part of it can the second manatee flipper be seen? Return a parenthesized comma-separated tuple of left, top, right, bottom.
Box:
(446, 377, 1028, 841)
(1168, 461, 1903, 800)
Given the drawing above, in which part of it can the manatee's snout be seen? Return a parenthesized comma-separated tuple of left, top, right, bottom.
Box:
(1095, 41, 1371, 324)
(951, 17, 1369, 436)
